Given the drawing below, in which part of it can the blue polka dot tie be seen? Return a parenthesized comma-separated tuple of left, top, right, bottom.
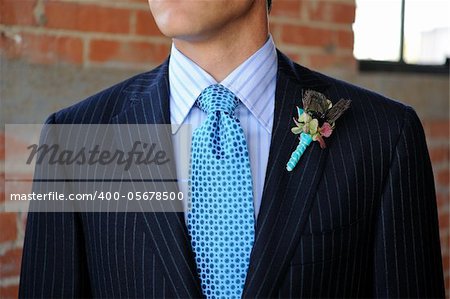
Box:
(187, 84, 255, 299)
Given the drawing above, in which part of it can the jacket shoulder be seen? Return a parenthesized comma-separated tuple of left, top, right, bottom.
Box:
(47, 62, 167, 124)
(306, 67, 408, 119)
(289, 60, 423, 150)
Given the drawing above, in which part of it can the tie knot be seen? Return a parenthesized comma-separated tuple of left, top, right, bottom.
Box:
(196, 84, 239, 115)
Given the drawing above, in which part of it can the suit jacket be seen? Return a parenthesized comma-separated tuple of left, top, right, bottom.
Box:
(19, 50, 445, 298)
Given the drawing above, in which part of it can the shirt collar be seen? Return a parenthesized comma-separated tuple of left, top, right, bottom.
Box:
(169, 35, 277, 134)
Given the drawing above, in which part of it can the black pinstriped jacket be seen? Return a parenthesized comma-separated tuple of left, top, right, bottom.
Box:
(19, 50, 445, 298)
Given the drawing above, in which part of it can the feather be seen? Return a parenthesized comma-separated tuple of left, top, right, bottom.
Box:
(302, 90, 329, 114)
(325, 99, 351, 123)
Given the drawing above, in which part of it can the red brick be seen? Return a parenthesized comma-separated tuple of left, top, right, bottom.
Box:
(423, 120, 450, 138)
(437, 193, 449, 209)
(1, 32, 83, 65)
(307, 1, 356, 24)
(308, 53, 355, 70)
(1, 132, 35, 159)
(21, 213, 28, 232)
(337, 30, 354, 49)
(117, 0, 147, 3)
(309, 53, 335, 69)
(271, 0, 302, 17)
(0, 248, 22, 279)
(443, 270, 449, 295)
(0, 0, 36, 25)
(281, 24, 353, 50)
(44, 2, 131, 33)
(0, 172, 4, 203)
(444, 253, 450, 267)
(89, 39, 170, 65)
(281, 24, 330, 47)
(430, 146, 450, 163)
(0, 285, 19, 299)
(135, 10, 163, 37)
(0, 213, 17, 243)
(440, 231, 449, 255)
(445, 274, 450, 297)
(438, 209, 449, 231)
(437, 169, 449, 186)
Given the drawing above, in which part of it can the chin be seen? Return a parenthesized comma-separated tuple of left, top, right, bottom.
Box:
(150, 0, 257, 42)
(156, 17, 217, 42)
(157, 25, 204, 41)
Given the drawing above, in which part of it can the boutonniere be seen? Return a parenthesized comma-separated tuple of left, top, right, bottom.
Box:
(286, 90, 351, 172)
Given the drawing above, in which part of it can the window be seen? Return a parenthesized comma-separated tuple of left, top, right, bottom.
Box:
(353, 0, 449, 74)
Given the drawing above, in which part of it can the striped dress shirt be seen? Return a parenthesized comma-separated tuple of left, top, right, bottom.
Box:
(169, 35, 277, 220)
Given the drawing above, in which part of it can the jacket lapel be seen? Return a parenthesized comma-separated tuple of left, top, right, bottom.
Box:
(110, 51, 334, 298)
(112, 60, 203, 298)
(243, 51, 332, 298)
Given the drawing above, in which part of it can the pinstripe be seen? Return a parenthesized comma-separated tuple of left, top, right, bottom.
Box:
(396, 147, 411, 295)
(87, 214, 101, 296)
(132, 213, 137, 298)
(124, 91, 200, 297)
(349, 89, 367, 294)
(70, 213, 76, 297)
(308, 220, 315, 295)
(145, 89, 198, 295)
(316, 193, 325, 296)
(289, 264, 293, 296)
(19, 51, 444, 299)
(142, 232, 145, 298)
(152, 254, 155, 298)
(415, 111, 432, 295)
(50, 213, 56, 296)
(40, 210, 47, 297)
(376, 98, 402, 298)
(259, 139, 325, 296)
(105, 211, 114, 297)
(114, 213, 122, 296)
(380, 154, 391, 296)
(122, 212, 130, 297)
(60, 213, 65, 297)
(98, 203, 108, 294)
(403, 126, 420, 294)
(299, 238, 304, 293)
(410, 116, 427, 290)
(163, 276, 166, 298)
(275, 149, 323, 272)
(328, 154, 344, 295)
(390, 147, 402, 294)
(323, 174, 334, 298)
(336, 116, 352, 293)
(244, 78, 292, 290)
(342, 106, 360, 293)
(360, 89, 378, 292)
(412, 117, 429, 290)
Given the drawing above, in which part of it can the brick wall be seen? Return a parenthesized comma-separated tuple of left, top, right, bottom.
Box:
(1, 0, 169, 69)
(1, 0, 448, 297)
(1, 0, 356, 70)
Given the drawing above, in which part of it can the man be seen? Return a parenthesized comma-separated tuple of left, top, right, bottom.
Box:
(20, 0, 445, 298)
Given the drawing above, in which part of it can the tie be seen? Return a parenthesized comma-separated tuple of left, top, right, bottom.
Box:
(187, 84, 255, 299)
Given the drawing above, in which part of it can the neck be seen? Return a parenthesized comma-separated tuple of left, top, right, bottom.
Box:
(173, 4, 269, 82)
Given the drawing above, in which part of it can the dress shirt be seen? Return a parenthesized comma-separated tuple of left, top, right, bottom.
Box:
(169, 35, 277, 221)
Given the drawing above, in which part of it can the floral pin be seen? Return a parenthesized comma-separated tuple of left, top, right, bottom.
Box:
(286, 90, 351, 172)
